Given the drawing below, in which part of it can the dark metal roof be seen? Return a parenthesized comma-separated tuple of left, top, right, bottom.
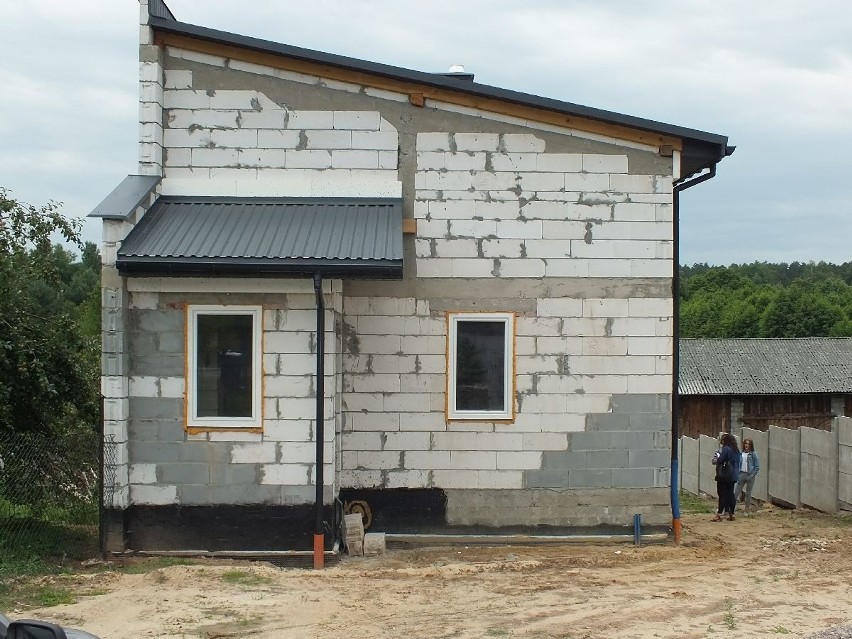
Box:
(679, 338, 852, 395)
(117, 197, 403, 279)
(148, 10, 732, 180)
(88, 175, 161, 220)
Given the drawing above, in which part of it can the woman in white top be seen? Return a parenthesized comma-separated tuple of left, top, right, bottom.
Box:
(734, 438, 761, 513)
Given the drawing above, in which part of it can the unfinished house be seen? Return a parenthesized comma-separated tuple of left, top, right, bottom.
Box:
(679, 338, 852, 439)
(91, 0, 733, 552)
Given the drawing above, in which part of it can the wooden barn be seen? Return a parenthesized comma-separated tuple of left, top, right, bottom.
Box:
(678, 338, 852, 439)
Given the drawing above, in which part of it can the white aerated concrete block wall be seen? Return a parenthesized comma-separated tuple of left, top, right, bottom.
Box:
(415, 132, 673, 279)
(159, 50, 400, 199)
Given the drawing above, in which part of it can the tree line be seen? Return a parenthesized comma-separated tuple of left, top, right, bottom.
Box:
(680, 262, 852, 338)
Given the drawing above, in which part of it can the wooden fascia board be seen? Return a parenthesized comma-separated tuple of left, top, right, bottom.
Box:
(156, 32, 683, 151)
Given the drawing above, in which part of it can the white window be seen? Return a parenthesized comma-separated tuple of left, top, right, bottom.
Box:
(447, 312, 515, 421)
(187, 305, 262, 429)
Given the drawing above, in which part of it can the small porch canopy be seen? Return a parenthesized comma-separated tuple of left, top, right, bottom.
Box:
(116, 196, 403, 279)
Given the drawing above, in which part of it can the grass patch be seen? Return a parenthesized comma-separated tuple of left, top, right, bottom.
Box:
(723, 597, 737, 629)
(118, 557, 194, 575)
(221, 570, 273, 587)
(679, 491, 715, 514)
(772, 626, 791, 634)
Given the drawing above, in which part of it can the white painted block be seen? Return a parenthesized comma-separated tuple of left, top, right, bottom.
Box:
(470, 171, 519, 190)
(419, 170, 472, 191)
(454, 132, 499, 151)
(417, 132, 451, 151)
(517, 172, 564, 192)
(611, 174, 655, 193)
(496, 220, 543, 239)
(445, 152, 486, 171)
(263, 419, 312, 442)
(347, 411, 401, 432)
(256, 130, 301, 149)
(102, 376, 129, 398)
(627, 375, 671, 394)
(208, 431, 263, 442)
(307, 129, 352, 149)
(587, 259, 632, 278)
(378, 151, 397, 169)
(364, 87, 408, 102)
(629, 297, 673, 317)
(524, 239, 571, 259)
(631, 259, 672, 278)
(333, 111, 381, 130)
(128, 376, 157, 398)
(383, 431, 431, 451)
(352, 130, 398, 150)
(451, 259, 495, 277)
(385, 470, 430, 488)
(239, 148, 287, 168)
(583, 298, 630, 318)
(499, 259, 546, 277)
(163, 90, 210, 110)
(262, 464, 310, 485)
(432, 469, 477, 488)
(103, 397, 129, 422)
(404, 450, 451, 469)
(281, 441, 328, 464)
(229, 58, 277, 77)
(563, 173, 610, 192)
(427, 200, 475, 220)
(490, 153, 537, 171)
(342, 432, 383, 451)
(522, 433, 568, 451)
(628, 336, 673, 356)
(129, 463, 157, 484)
(501, 134, 545, 153)
(231, 442, 277, 464)
(478, 471, 524, 489)
(286, 150, 332, 169)
(481, 238, 523, 258)
(583, 154, 628, 173)
(265, 375, 312, 398)
(239, 109, 287, 129)
(537, 153, 583, 172)
(164, 147, 191, 166)
(332, 150, 379, 169)
(191, 147, 239, 167)
(130, 484, 177, 505)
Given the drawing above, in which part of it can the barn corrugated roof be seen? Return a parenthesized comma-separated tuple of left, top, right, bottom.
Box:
(116, 196, 403, 279)
(679, 338, 852, 395)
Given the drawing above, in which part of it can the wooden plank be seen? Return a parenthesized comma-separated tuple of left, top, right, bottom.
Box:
(157, 32, 683, 151)
(401, 218, 417, 235)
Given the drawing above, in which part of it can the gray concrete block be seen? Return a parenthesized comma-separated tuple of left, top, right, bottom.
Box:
(629, 412, 670, 430)
(130, 398, 182, 421)
(158, 420, 186, 442)
(132, 354, 184, 376)
(768, 425, 801, 507)
(628, 448, 670, 469)
(524, 469, 570, 488)
(102, 352, 129, 376)
(128, 419, 158, 442)
(568, 468, 613, 488)
(568, 431, 614, 451)
(134, 309, 184, 333)
(586, 412, 630, 431)
(838, 417, 852, 446)
(612, 467, 656, 488)
(158, 462, 210, 485)
(541, 450, 587, 469)
(611, 394, 670, 414)
(586, 449, 628, 469)
(679, 436, 699, 496)
(158, 331, 185, 354)
(130, 441, 181, 463)
(179, 443, 233, 464)
(623, 431, 659, 450)
(209, 463, 260, 486)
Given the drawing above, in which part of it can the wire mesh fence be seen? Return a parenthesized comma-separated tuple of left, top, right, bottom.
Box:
(0, 428, 111, 578)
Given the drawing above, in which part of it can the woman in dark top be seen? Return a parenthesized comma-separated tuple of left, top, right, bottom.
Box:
(711, 433, 741, 521)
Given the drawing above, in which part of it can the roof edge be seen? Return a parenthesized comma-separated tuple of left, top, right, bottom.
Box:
(89, 175, 161, 220)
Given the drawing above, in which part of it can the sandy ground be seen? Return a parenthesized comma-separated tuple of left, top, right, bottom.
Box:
(10, 505, 852, 639)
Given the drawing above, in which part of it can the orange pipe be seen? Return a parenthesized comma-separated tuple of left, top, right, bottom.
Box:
(313, 533, 325, 569)
(672, 518, 682, 545)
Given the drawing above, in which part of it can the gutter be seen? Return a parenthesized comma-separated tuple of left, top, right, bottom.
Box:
(669, 149, 733, 543)
(313, 273, 326, 569)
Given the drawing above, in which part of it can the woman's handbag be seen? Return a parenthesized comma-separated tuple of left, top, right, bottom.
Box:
(715, 459, 734, 482)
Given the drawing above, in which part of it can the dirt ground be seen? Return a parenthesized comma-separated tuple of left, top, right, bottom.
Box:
(9, 504, 852, 638)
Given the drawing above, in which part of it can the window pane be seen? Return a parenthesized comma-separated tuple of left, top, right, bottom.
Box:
(455, 320, 505, 411)
(196, 314, 253, 418)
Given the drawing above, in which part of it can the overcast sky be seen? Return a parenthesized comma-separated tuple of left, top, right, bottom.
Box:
(2, 0, 850, 266)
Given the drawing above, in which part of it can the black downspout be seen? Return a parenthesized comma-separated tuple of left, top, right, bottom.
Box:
(313, 272, 325, 569)
(671, 162, 717, 543)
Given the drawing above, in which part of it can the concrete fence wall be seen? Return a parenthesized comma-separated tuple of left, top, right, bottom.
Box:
(680, 417, 852, 514)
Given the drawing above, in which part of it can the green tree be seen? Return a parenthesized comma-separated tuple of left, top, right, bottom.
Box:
(0, 189, 98, 436)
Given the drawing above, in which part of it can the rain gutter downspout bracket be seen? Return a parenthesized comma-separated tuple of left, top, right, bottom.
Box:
(313, 272, 325, 569)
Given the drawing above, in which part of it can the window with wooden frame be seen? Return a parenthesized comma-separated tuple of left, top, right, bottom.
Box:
(186, 305, 262, 429)
(447, 312, 515, 421)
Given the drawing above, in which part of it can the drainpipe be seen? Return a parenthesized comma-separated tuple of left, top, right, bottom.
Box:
(313, 272, 325, 569)
(671, 163, 718, 543)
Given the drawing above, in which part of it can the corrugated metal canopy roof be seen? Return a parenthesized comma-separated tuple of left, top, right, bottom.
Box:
(117, 197, 403, 279)
(679, 338, 852, 395)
